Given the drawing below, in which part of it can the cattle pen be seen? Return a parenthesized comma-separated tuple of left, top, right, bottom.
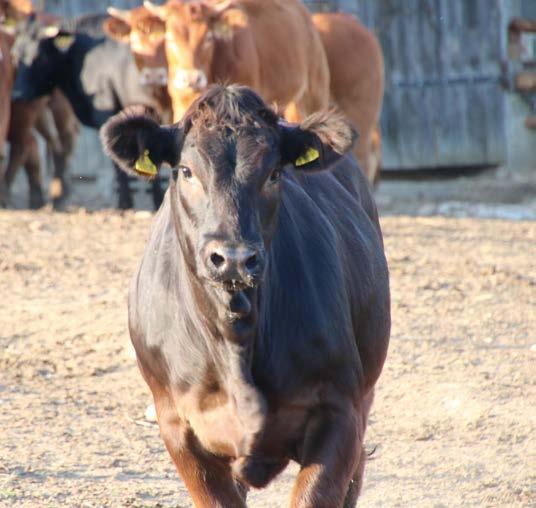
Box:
(1, 1, 535, 507)
(23, 0, 536, 202)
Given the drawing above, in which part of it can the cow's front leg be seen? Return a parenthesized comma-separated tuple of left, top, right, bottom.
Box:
(156, 401, 246, 508)
(290, 407, 361, 508)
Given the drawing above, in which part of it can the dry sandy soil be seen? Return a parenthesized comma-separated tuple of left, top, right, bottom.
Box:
(0, 207, 535, 507)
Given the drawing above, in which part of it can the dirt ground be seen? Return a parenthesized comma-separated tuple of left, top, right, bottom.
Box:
(1, 193, 535, 506)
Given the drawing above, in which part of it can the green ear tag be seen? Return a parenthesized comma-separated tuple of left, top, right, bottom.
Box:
(135, 149, 158, 176)
(295, 147, 319, 167)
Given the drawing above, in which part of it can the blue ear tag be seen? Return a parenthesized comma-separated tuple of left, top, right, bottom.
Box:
(295, 147, 319, 167)
(135, 149, 158, 176)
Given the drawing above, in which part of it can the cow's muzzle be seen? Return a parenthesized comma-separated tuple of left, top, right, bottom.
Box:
(172, 68, 208, 92)
(201, 240, 265, 290)
(140, 67, 168, 86)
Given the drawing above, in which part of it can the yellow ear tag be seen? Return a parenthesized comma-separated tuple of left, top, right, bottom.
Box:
(295, 147, 319, 167)
(54, 35, 75, 50)
(135, 149, 158, 176)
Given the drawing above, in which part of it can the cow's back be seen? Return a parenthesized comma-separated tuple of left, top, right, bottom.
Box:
(56, 35, 163, 127)
(313, 12, 384, 183)
(222, 0, 330, 121)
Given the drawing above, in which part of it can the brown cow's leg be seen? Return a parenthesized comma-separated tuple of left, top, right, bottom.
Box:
(290, 407, 361, 508)
(4, 131, 44, 208)
(49, 91, 79, 210)
(0, 154, 8, 208)
(154, 395, 246, 508)
(3, 134, 27, 189)
(24, 134, 45, 209)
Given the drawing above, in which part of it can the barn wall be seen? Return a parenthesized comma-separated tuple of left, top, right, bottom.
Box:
(308, 0, 534, 172)
(335, 0, 507, 170)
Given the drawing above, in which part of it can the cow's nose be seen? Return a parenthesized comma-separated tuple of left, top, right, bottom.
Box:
(202, 241, 264, 286)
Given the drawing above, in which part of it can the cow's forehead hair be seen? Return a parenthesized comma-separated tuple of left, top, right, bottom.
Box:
(183, 124, 277, 182)
(183, 85, 279, 134)
(179, 85, 280, 176)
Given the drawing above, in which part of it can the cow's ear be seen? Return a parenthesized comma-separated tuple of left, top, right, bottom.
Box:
(0, 22, 16, 38)
(103, 16, 131, 42)
(210, 7, 246, 40)
(279, 111, 357, 171)
(100, 106, 183, 179)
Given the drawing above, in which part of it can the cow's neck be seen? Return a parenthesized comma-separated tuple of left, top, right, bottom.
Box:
(170, 205, 267, 437)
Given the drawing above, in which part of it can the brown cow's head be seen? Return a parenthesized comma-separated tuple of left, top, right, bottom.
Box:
(101, 85, 355, 330)
(0, 0, 33, 24)
(145, 0, 242, 121)
(104, 6, 168, 87)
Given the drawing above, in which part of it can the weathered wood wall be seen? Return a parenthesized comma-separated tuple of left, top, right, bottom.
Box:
(306, 1, 512, 169)
(355, 0, 507, 169)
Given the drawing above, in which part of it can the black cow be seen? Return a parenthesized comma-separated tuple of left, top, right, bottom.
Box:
(11, 14, 170, 209)
(101, 85, 390, 507)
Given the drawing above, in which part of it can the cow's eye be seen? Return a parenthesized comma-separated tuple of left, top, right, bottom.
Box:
(269, 168, 281, 183)
(180, 166, 192, 180)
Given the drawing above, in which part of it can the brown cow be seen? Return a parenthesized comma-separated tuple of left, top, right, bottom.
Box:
(0, 20, 14, 206)
(102, 5, 172, 120)
(1, 4, 79, 209)
(101, 84, 390, 507)
(312, 12, 384, 184)
(4, 91, 79, 209)
(143, 0, 331, 122)
(105, 4, 384, 185)
(0, 0, 32, 23)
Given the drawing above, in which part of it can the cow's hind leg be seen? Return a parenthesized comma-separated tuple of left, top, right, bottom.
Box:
(25, 134, 45, 209)
(342, 446, 367, 508)
(155, 396, 246, 508)
(343, 389, 376, 507)
(290, 406, 361, 508)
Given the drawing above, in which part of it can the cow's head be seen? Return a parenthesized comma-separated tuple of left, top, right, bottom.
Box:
(104, 6, 168, 87)
(11, 15, 75, 100)
(144, 0, 241, 121)
(101, 85, 355, 326)
(0, 0, 33, 25)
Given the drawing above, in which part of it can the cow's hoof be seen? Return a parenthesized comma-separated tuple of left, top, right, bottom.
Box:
(52, 196, 68, 212)
(118, 196, 134, 210)
(0, 186, 9, 208)
(50, 178, 69, 211)
(29, 189, 46, 210)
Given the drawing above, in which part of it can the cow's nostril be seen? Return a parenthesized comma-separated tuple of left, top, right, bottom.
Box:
(245, 254, 258, 271)
(210, 252, 225, 268)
